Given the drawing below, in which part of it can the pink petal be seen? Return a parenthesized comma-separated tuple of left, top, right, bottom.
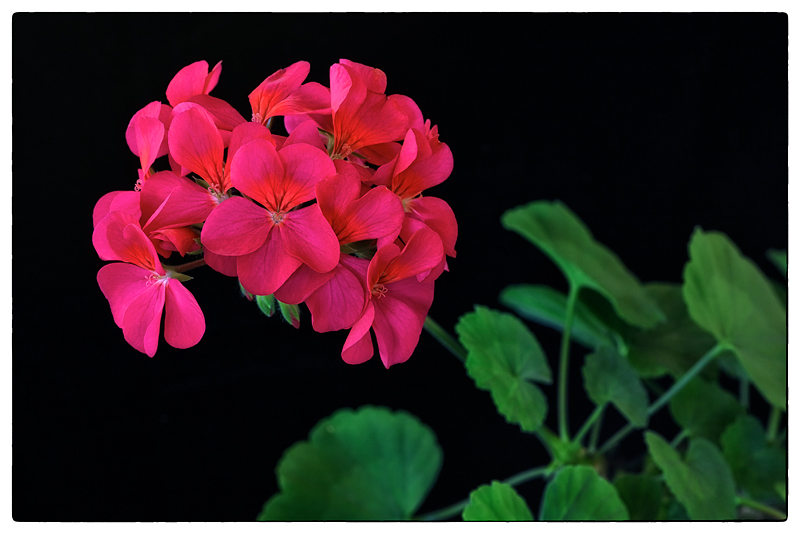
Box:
(377, 227, 444, 285)
(276, 143, 337, 210)
(201, 196, 271, 256)
(354, 141, 401, 166)
(203, 249, 238, 277)
(283, 119, 327, 152)
(93, 191, 140, 228)
(404, 196, 458, 258)
(273, 263, 336, 305)
(280, 204, 340, 273)
(204, 61, 222, 94)
(229, 138, 284, 210)
(384, 275, 436, 331)
(97, 263, 152, 328)
(389, 94, 425, 131)
(166, 60, 210, 107)
(306, 258, 367, 333)
(164, 280, 205, 349)
(123, 282, 166, 357)
(237, 230, 302, 297)
(315, 169, 362, 226)
(93, 211, 162, 272)
(133, 115, 165, 175)
(125, 101, 171, 159)
(149, 227, 201, 256)
(269, 82, 332, 118)
(339, 59, 387, 93)
(395, 128, 420, 177)
(342, 303, 375, 364)
(168, 107, 226, 191)
(372, 281, 432, 368)
(367, 243, 401, 289)
(186, 94, 247, 131)
(248, 61, 310, 122)
(140, 171, 215, 230)
(330, 63, 355, 114)
(392, 130, 454, 199)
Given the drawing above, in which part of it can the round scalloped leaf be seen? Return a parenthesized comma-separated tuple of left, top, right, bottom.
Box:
(257, 406, 442, 520)
(462, 481, 534, 521)
(501, 200, 664, 329)
(582, 346, 649, 427)
(500, 284, 619, 350)
(669, 377, 744, 444)
(613, 473, 664, 521)
(456, 306, 551, 433)
(645, 432, 736, 520)
(539, 465, 629, 520)
(682, 229, 786, 409)
(721, 415, 786, 501)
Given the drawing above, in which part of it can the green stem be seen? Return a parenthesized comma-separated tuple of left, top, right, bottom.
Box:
(558, 285, 580, 441)
(170, 258, 207, 273)
(597, 343, 726, 456)
(670, 429, 689, 448)
(423, 316, 467, 363)
(739, 375, 750, 409)
(416, 466, 550, 521)
(573, 404, 605, 445)
(736, 497, 786, 520)
(588, 404, 605, 454)
(766, 406, 782, 444)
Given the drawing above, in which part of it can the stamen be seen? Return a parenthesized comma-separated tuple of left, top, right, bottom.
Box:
(270, 210, 286, 225)
(371, 283, 388, 299)
(251, 112, 263, 124)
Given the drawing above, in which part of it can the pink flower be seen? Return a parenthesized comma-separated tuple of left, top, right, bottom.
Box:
(374, 128, 458, 258)
(274, 167, 405, 332)
(93, 211, 205, 357)
(200, 138, 339, 296)
(248, 61, 331, 125)
(341, 228, 444, 368)
(165, 60, 222, 107)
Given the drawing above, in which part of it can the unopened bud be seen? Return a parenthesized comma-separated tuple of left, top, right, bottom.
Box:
(278, 300, 300, 329)
(239, 281, 255, 302)
(256, 294, 276, 316)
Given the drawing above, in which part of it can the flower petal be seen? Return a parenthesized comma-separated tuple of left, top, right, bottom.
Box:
(164, 280, 205, 349)
(342, 302, 375, 365)
(372, 295, 423, 368)
(283, 119, 327, 152)
(203, 249, 238, 277)
(186, 94, 247, 131)
(97, 263, 152, 328)
(379, 228, 444, 285)
(273, 263, 336, 305)
(93, 211, 162, 272)
(122, 282, 166, 357)
(168, 107, 226, 191)
(236, 230, 302, 296)
(229, 138, 284, 210)
(201, 196, 271, 256)
(248, 61, 310, 122)
(93, 191, 140, 228)
(166, 60, 211, 107)
(276, 143, 337, 210)
(305, 257, 368, 333)
(280, 204, 340, 273)
(404, 196, 458, 258)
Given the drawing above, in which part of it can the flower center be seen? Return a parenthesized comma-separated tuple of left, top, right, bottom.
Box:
(371, 283, 388, 299)
(145, 272, 167, 287)
(208, 185, 228, 204)
(251, 112, 263, 124)
(270, 210, 286, 225)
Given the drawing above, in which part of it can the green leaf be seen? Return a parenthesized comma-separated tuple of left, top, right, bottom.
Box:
(627, 283, 717, 379)
(582, 346, 649, 427)
(456, 306, 551, 433)
(682, 229, 786, 409)
(462, 481, 534, 521)
(257, 406, 442, 520)
(501, 200, 665, 329)
(539, 465, 629, 520)
(669, 377, 744, 444)
(645, 432, 736, 520)
(721, 415, 786, 501)
(255, 294, 276, 317)
(500, 284, 618, 350)
(766, 249, 787, 278)
(278, 300, 300, 328)
(613, 473, 664, 521)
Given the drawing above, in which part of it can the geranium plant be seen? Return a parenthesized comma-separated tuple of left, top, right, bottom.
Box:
(92, 58, 786, 522)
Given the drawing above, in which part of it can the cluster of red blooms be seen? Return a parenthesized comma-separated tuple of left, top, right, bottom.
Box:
(92, 59, 456, 368)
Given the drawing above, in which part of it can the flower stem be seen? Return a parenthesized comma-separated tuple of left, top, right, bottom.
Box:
(558, 285, 580, 441)
(736, 497, 786, 520)
(739, 375, 750, 409)
(423, 316, 466, 363)
(670, 429, 689, 448)
(171, 258, 207, 273)
(597, 343, 725, 455)
(573, 403, 605, 446)
(588, 404, 605, 454)
(766, 406, 782, 444)
(415, 466, 550, 521)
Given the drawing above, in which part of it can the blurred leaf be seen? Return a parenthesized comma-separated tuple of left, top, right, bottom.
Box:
(721, 415, 786, 501)
(500, 284, 618, 350)
(257, 406, 442, 520)
(669, 377, 744, 444)
(457, 306, 551, 432)
(613, 473, 663, 521)
(502, 200, 665, 329)
(627, 283, 717, 379)
(582, 346, 649, 427)
(766, 249, 787, 278)
(539, 465, 629, 520)
(664, 499, 690, 520)
(462, 481, 534, 521)
(683, 229, 786, 409)
(645, 432, 736, 520)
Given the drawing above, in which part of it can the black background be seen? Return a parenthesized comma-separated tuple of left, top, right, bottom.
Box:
(13, 13, 787, 521)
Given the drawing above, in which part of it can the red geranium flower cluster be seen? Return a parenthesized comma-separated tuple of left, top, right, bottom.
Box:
(92, 59, 457, 368)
